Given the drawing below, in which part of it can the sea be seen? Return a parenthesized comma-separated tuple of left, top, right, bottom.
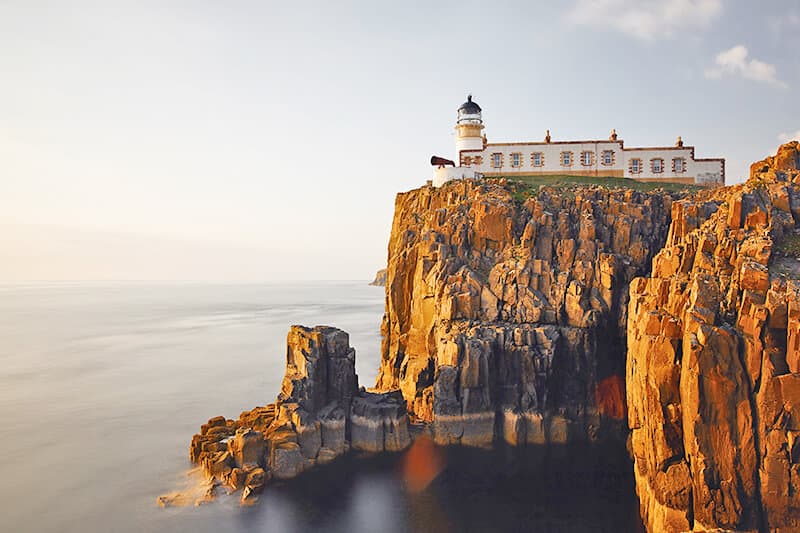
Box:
(0, 281, 642, 533)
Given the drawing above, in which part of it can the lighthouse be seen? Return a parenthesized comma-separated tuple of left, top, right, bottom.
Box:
(429, 94, 725, 187)
(455, 94, 485, 156)
(431, 95, 481, 187)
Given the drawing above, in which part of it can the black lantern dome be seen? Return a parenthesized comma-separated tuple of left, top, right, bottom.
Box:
(458, 94, 482, 114)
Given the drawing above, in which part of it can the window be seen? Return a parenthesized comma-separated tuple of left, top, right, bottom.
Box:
(510, 152, 522, 168)
(462, 156, 473, 165)
(491, 153, 503, 168)
(601, 150, 614, 166)
(630, 158, 642, 174)
(652, 158, 664, 173)
(531, 152, 544, 167)
(474, 156, 483, 165)
(561, 151, 573, 166)
(672, 157, 685, 173)
(581, 151, 594, 166)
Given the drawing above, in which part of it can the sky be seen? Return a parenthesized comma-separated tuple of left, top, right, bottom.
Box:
(1, 0, 798, 282)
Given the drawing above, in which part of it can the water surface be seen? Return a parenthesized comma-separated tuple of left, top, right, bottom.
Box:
(0, 282, 640, 532)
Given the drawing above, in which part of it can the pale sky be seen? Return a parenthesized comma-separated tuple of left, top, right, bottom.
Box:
(1, 1, 798, 281)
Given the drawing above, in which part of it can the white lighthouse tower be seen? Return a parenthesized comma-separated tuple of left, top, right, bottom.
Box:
(431, 95, 480, 187)
(455, 94, 484, 154)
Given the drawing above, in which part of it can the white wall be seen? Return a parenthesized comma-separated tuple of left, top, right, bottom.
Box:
(460, 141, 724, 185)
(463, 141, 623, 175)
(433, 166, 475, 187)
(456, 134, 484, 153)
(621, 147, 723, 184)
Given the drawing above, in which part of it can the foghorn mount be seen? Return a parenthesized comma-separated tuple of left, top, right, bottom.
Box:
(430, 155, 455, 167)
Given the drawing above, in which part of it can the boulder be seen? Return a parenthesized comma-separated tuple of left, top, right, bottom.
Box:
(228, 428, 265, 468)
(350, 390, 411, 453)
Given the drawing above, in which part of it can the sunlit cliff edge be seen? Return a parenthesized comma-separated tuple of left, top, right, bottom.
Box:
(169, 142, 800, 532)
(626, 141, 800, 532)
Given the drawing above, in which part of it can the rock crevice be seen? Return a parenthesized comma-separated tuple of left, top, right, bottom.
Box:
(374, 180, 682, 447)
(627, 141, 800, 532)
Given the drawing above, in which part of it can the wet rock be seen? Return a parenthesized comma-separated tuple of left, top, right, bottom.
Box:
(318, 403, 346, 454)
(226, 467, 246, 491)
(270, 441, 305, 480)
(201, 451, 233, 480)
(243, 467, 267, 494)
(228, 428, 265, 468)
(350, 390, 411, 453)
(187, 325, 379, 497)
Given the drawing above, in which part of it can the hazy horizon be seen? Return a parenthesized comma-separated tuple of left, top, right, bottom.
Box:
(2, 1, 798, 281)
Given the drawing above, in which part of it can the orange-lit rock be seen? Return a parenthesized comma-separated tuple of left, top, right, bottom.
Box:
(375, 179, 682, 446)
(627, 143, 800, 532)
(174, 143, 800, 526)
(181, 325, 410, 505)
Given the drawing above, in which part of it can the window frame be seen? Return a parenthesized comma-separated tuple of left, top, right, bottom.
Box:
(630, 158, 643, 174)
(531, 152, 544, 167)
(601, 150, 615, 166)
(510, 152, 522, 168)
(672, 157, 686, 173)
(651, 158, 664, 174)
(491, 153, 503, 169)
(560, 151, 574, 167)
(580, 151, 594, 167)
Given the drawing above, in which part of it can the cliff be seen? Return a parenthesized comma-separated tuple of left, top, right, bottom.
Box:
(370, 268, 387, 286)
(164, 326, 409, 506)
(173, 143, 800, 530)
(627, 141, 800, 532)
(373, 178, 686, 446)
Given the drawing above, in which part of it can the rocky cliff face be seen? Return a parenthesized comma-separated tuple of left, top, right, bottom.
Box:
(627, 141, 800, 532)
(374, 179, 684, 447)
(370, 268, 387, 286)
(175, 143, 800, 529)
(172, 326, 409, 506)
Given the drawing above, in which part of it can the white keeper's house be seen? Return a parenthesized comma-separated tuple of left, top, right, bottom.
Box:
(432, 95, 725, 188)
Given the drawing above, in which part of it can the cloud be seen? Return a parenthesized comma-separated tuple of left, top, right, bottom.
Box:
(566, 0, 723, 41)
(705, 45, 787, 87)
(778, 131, 800, 143)
(766, 11, 800, 37)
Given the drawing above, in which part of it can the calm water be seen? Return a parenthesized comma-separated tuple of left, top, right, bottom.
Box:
(0, 282, 641, 532)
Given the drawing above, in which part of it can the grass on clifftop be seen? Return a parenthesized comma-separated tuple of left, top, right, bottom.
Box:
(501, 174, 702, 201)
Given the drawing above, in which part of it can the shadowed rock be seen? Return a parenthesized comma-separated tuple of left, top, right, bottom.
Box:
(373, 178, 682, 446)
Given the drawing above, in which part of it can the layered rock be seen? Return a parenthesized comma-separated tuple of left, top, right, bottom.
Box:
(627, 142, 800, 532)
(185, 325, 410, 504)
(370, 268, 387, 286)
(174, 142, 800, 528)
(374, 179, 686, 446)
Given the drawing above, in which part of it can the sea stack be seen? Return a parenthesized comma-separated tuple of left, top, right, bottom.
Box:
(184, 325, 410, 504)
